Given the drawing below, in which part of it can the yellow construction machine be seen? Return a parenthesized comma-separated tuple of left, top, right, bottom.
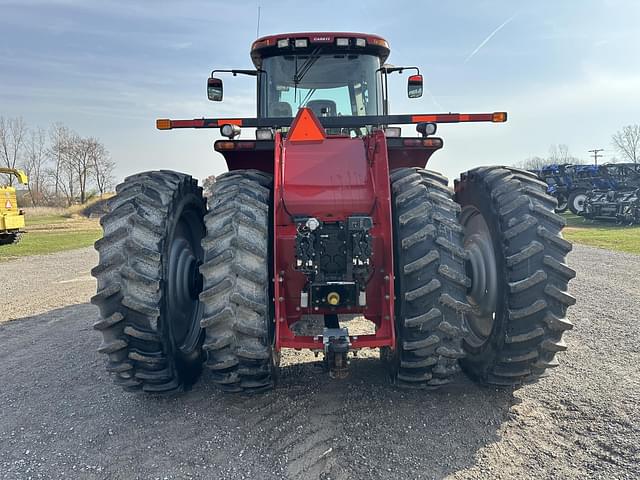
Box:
(0, 168, 28, 245)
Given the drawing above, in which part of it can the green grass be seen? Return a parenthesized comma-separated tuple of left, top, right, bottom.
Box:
(563, 213, 640, 255)
(1, 210, 102, 261)
(0, 229, 101, 260)
(25, 214, 69, 226)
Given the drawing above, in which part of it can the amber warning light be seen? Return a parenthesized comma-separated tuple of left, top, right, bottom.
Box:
(156, 119, 171, 130)
(492, 112, 507, 123)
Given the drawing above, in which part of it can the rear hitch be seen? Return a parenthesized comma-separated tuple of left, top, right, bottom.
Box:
(323, 327, 350, 379)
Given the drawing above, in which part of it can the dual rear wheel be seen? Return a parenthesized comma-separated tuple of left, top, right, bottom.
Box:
(92, 166, 575, 393)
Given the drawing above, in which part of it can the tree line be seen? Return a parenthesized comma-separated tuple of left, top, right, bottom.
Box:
(0, 116, 115, 207)
(518, 124, 639, 170)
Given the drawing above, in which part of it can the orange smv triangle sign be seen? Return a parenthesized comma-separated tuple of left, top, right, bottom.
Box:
(5, 200, 12, 209)
(287, 107, 326, 143)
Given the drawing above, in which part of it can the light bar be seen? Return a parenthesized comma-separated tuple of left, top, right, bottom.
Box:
(157, 112, 508, 130)
(277, 38, 289, 48)
(294, 38, 308, 48)
(336, 37, 349, 47)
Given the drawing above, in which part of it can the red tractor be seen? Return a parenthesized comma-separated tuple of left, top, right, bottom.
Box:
(92, 32, 576, 393)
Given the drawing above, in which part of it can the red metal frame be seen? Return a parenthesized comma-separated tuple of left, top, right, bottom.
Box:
(272, 109, 395, 351)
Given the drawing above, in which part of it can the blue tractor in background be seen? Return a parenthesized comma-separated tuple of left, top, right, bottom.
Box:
(534, 164, 572, 213)
(532, 164, 618, 214)
(566, 164, 617, 215)
(581, 163, 640, 224)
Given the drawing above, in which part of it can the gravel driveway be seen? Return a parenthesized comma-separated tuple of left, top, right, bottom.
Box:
(0, 244, 638, 479)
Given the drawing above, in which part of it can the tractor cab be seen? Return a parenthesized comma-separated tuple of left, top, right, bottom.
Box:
(208, 33, 423, 130)
(251, 33, 396, 124)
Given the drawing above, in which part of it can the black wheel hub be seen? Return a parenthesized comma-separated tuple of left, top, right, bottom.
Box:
(166, 212, 204, 355)
(460, 206, 498, 348)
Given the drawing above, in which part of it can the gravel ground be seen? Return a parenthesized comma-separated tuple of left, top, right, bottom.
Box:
(0, 244, 638, 479)
(0, 247, 97, 321)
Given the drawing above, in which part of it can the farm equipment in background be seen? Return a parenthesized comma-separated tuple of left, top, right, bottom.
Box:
(566, 164, 617, 215)
(0, 168, 28, 245)
(92, 32, 576, 394)
(534, 164, 572, 212)
(532, 163, 624, 215)
(581, 163, 640, 224)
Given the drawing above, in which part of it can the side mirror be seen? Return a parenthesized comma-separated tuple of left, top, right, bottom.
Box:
(207, 77, 223, 101)
(407, 74, 423, 99)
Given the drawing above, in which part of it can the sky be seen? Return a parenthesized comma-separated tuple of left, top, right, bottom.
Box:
(1, 0, 639, 184)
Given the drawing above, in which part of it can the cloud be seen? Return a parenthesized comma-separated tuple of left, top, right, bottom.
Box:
(464, 12, 519, 64)
(170, 41, 193, 50)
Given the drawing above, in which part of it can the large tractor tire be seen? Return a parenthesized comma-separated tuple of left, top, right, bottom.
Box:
(568, 189, 587, 214)
(0, 232, 21, 245)
(387, 168, 470, 388)
(91, 171, 207, 393)
(455, 167, 576, 386)
(199, 170, 278, 393)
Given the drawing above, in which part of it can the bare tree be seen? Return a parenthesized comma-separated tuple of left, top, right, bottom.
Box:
(48, 123, 72, 199)
(612, 125, 640, 163)
(547, 144, 584, 165)
(67, 135, 96, 204)
(0, 116, 27, 186)
(516, 156, 547, 171)
(90, 140, 114, 196)
(516, 144, 585, 171)
(23, 127, 49, 206)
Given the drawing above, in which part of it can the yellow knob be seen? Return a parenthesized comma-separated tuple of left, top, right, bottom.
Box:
(327, 292, 340, 306)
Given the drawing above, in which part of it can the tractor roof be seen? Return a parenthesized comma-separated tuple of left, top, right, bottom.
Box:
(250, 32, 390, 67)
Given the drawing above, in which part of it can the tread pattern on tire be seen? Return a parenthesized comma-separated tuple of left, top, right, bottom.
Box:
(91, 170, 205, 393)
(391, 168, 470, 388)
(199, 169, 276, 393)
(455, 166, 576, 385)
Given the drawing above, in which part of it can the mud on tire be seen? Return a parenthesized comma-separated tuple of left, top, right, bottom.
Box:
(455, 167, 576, 386)
(388, 168, 470, 388)
(199, 169, 278, 393)
(91, 171, 207, 393)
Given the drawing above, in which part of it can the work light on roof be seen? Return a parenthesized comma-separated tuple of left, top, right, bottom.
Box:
(277, 38, 289, 48)
(336, 38, 349, 47)
(294, 38, 308, 48)
(355, 38, 366, 47)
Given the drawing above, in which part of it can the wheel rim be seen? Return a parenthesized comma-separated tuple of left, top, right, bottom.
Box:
(557, 195, 568, 211)
(573, 194, 586, 212)
(460, 206, 498, 348)
(166, 208, 204, 354)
